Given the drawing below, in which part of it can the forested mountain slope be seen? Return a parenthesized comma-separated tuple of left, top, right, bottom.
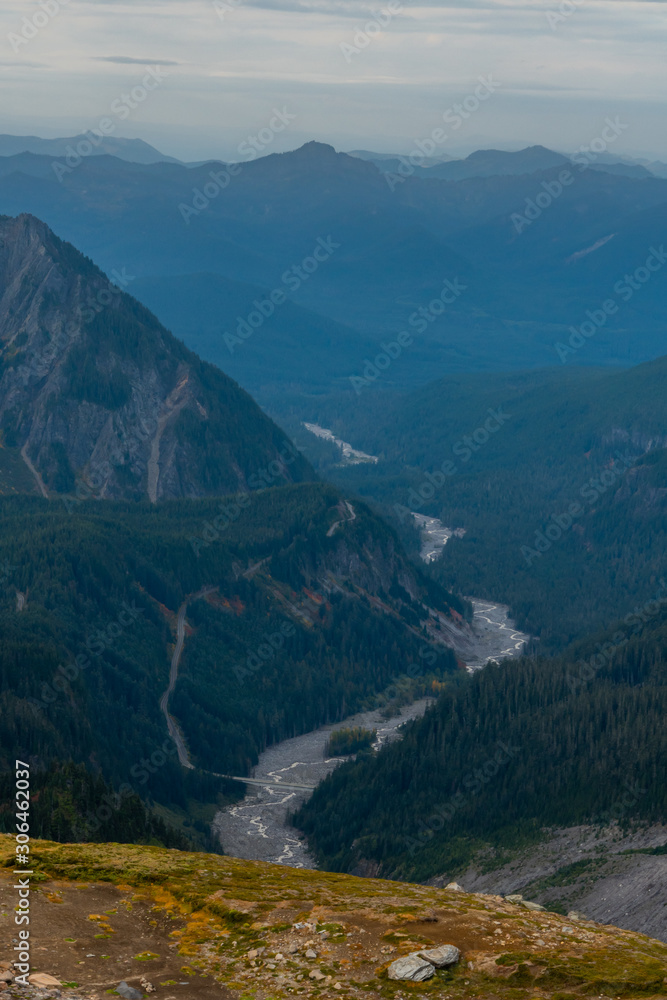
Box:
(294, 591, 667, 894)
(0, 485, 467, 843)
(281, 359, 667, 647)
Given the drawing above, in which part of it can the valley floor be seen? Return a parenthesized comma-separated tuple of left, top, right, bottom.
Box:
(212, 596, 530, 866)
(212, 698, 434, 867)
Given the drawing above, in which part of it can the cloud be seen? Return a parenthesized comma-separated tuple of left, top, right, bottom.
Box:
(94, 56, 180, 64)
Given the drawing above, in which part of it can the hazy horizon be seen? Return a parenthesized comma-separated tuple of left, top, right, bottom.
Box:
(2, 0, 666, 162)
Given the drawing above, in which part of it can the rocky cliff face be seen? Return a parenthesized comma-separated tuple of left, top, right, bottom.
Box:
(0, 214, 312, 500)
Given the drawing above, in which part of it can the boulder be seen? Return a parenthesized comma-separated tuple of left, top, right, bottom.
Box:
(416, 944, 460, 968)
(387, 955, 435, 982)
(444, 881, 464, 891)
(28, 974, 61, 987)
(521, 900, 546, 912)
(0, 973, 13, 984)
(505, 894, 523, 903)
(115, 982, 143, 999)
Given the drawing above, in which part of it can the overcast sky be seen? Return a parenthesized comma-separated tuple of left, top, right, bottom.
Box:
(1, 0, 665, 161)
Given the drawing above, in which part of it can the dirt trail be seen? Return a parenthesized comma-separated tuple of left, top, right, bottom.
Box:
(159, 591, 316, 790)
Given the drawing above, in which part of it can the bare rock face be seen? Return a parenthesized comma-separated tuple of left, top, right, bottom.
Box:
(387, 955, 435, 981)
(0, 213, 312, 501)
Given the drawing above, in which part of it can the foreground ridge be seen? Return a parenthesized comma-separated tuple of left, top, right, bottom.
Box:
(1, 837, 666, 999)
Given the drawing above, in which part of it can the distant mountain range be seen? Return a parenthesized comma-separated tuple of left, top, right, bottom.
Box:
(0, 133, 179, 164)
(1, 139, 666, 402)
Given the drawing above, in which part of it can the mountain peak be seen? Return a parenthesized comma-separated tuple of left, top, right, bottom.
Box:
(0, 214, 312, 501)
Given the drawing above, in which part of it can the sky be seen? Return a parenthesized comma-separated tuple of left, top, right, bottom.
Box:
(1, 0, 666, 162)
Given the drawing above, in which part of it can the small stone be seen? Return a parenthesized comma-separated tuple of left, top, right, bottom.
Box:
(309, 970, 326, 981)
(387, 955, 435, 982)
(416, 944, 460, 968)
(115, 983, 143, 1000)
(305, 949, 317, 959)
(266, 963, 276, 970)
(140, 979, 155, 993)
(536, 938, 546, 946)
(319, 930, 329, 940)
(28, 975, 62, 988)
(0, 974, 12, 984)
(275, 953, 284, 960)
(334, 984, 342, 990)
(247, 949, 258, 959)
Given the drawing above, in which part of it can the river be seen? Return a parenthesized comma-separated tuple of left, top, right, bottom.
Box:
(212, 699, 434, 869)
(212, 508, 531, 866)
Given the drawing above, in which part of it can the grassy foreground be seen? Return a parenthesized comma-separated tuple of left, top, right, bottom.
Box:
(1, 835, 667, 999)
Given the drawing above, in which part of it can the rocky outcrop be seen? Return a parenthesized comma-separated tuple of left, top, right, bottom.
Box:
(387, 954, 435, 980)
(0, 214, 312, 500)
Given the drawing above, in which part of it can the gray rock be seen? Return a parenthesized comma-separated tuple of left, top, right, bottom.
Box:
(387, 955, 435, 982)
(505, 894, 524, 903)
(521, 900, 546, 911)
(115, 983, 143, 1000)
(416, 944, 460, 968)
